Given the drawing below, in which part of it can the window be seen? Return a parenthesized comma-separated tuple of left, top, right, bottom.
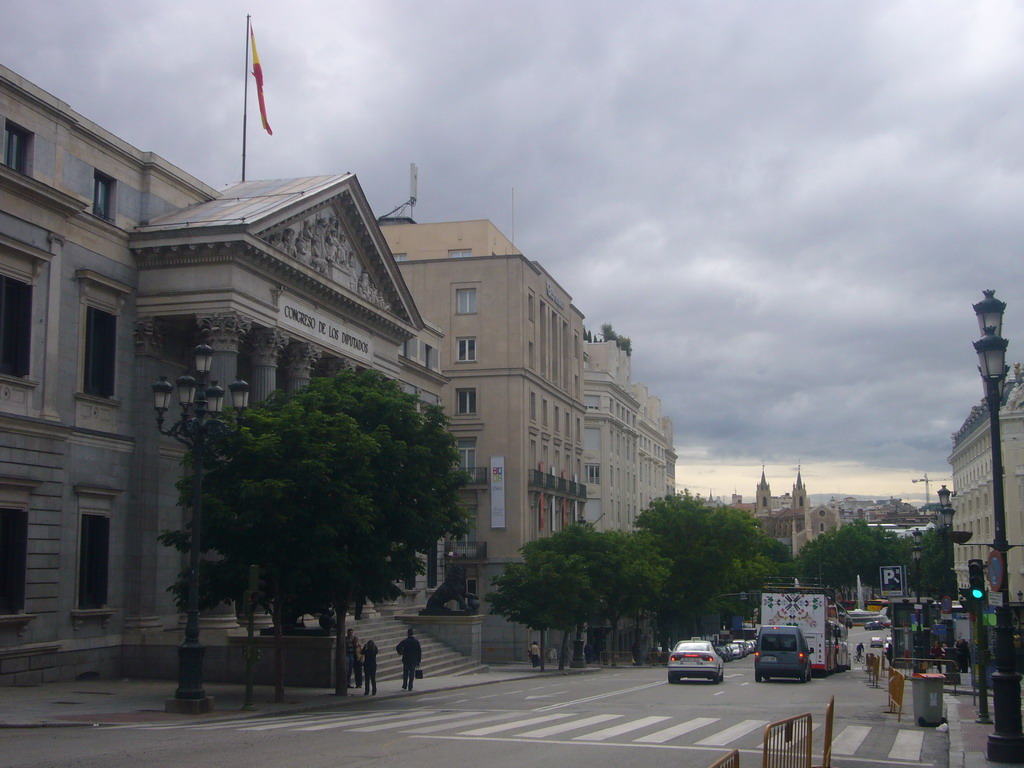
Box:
(392, 253, 407, 262)
(3, 121, 30, 174)
(457, 337, 476, 362)
(83, 306, 116, 397)
(542, 398, 548, 426)
(93, 172, 115, 221)
(423, 344, 437, 370)
(527, 341, 534, 369)
(0, 275, 31, 376)
(530, 391, 536, 420)
(449, 249, 472, 259)
(456, 388, 476, 414)
(78, 513, 109, 609)
(554, 406, 560, 432)
(528, 293, 534, 321)
(456, 288, 477, 314)
(0, 508, 27, 614)
(585, 395, 600, 410)
(457, 438, 476, 470)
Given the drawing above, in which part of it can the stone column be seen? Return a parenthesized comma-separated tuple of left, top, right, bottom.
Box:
(247, 328, 289, 403)
(317, 356, 355, 378)
(197, 313, 251, 393)
(283, 342, 321, 393)
(126, 317, 170, 633)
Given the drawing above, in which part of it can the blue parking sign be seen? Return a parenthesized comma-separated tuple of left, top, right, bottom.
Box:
(880, 565, 906, 597)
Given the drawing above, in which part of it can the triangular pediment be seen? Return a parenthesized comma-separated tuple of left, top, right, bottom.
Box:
(256, 199, 394, 314)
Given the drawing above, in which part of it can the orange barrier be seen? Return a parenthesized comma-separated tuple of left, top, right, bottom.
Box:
(762, 713, 812, 768)
(887, 666, 905, 722)
(708, 749, 741, 768)
(812, 696, 835, 768)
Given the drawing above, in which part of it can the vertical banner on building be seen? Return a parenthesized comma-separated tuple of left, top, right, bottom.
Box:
(490, 456, 506, 529)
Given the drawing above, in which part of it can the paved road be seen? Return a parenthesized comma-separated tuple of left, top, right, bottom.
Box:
(3, 658, 947, 768)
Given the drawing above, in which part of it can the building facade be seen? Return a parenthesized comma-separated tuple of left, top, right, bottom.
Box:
(380, 219, 588, 661)
(754, 469, 839, 555)
(0, 65, 445, 684)
(582, 339, 675, 531)
(948, 363, 1024, 611)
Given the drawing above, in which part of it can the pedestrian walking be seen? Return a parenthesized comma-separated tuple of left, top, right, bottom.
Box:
(397, 627, 422, 691)
(361, 640, 378, 695)
(528, 640, 540, 667)
(353, 635, 364, 688)
(345, 628, 359, 688)
(956, 638, 970, 673)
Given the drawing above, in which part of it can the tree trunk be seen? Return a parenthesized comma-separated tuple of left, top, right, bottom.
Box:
(539, 632, 545, 671)
(559, 630, 570, 670)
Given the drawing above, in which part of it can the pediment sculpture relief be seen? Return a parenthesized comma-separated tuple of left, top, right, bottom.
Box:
(262, 212, 392, 312)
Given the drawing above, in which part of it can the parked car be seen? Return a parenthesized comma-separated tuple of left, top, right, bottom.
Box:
(668, 640, 725, 684)
(715, 644, 734, 662)
(754, 625, 813, 683)
(864, 620, 884, 630)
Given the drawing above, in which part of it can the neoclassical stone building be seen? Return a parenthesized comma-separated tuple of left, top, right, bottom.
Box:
(0, 64, 444, 684)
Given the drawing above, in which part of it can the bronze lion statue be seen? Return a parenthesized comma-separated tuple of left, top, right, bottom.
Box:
(425, 563, 480, 613)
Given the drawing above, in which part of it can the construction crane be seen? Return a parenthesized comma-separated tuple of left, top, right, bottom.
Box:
(911, 473, 950, 505)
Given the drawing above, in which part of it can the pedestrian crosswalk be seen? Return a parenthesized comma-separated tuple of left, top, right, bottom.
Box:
(109, 707, 930, 761)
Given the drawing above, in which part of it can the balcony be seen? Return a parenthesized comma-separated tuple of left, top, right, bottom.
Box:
(446, 540, 487, 559)
(463, 466, 488, 484)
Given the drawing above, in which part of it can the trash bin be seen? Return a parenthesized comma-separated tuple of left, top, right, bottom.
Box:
(911, 673, 945, 727)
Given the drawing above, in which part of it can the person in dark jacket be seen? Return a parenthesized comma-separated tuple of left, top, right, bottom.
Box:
(361, 639, 378, 695)
(396, 628, 422, 691)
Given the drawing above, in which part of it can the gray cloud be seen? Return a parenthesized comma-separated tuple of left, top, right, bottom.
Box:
(2, 0, 1021, 501)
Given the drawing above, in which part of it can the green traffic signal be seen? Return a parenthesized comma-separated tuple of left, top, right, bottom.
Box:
(967, 558, 985, 600)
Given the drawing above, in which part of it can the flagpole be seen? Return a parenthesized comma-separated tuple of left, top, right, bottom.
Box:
(242, 14, 251, 182)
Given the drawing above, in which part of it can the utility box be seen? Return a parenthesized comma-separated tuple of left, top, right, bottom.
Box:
(911, 673, 945, 727)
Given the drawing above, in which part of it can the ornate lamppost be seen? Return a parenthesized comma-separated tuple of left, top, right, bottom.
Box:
(936, 485, 956, 646)
(971, 290, 1024, 761)
(912, 529, 926, 670)
(152, 343, 249, 714)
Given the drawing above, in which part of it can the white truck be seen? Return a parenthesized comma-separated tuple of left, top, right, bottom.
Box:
(760, 588, 848, 675)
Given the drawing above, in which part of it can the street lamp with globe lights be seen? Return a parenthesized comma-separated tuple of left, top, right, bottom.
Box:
(152, 343, 249, 714)
(971, 290, 1023, 761)
(936, 485, 956, 645)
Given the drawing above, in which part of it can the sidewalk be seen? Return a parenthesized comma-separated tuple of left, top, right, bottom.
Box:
(946, 694, 1024, 768)
(0, 664, 595, 728)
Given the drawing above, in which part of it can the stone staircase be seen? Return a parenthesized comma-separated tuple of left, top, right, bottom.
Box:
(345, 613, 487, 682)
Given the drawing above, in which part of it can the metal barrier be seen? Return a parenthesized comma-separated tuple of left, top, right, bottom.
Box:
(812, 697, 834, 768)
(708, 749, 741, 768)
(762, 713, 812, 768)
(887, 666, 905, 722)
(890, 657, 961, 692)
(866, 654, 880, 687)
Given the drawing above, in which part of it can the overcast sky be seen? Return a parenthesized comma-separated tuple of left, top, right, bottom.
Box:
(3, 1, 1021, 505)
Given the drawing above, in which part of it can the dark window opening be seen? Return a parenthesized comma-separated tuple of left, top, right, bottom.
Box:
(3, 122, 30, 174)
(84, 306, 116, 397)
(78, 514, 109, 609)
(93, 172, 114, 221)
(0, 508, 28, 614)
(0, 275, 31, 376)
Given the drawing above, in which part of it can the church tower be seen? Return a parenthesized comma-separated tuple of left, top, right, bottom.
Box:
(792, 467, 807, 515)
(755, 467, 772, 519)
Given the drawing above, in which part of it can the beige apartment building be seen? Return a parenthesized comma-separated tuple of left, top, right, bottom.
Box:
(948, 364, 1024, 614)
(583, 339, 676, 531)
(380, 219, 587, 661)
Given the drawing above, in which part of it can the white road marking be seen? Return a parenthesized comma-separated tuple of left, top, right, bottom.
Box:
(459, 712, 573, 736)
(403, 712, 519, 734)
(573, 715, 671, 741)
(520, 714, 623, 738)
(534, 680, 666, 711)
(695, 719, 768, 746)
(831, 725, 870, 754)
(348, 710, 484, 732)
(888, 729, 924, 761)
(295, 710, 437, 732)
(634, 717, 719, 744)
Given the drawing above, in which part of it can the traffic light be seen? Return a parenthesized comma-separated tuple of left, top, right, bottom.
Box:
(967, 559, 985, 600)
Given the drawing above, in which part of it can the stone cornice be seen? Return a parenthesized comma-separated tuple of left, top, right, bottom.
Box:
(0, 164, 85, 219)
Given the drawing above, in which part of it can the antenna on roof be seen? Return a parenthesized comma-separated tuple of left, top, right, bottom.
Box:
(378, 163, 418, 222)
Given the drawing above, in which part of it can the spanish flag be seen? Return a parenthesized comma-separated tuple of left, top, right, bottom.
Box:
(250, 26, 272, 135)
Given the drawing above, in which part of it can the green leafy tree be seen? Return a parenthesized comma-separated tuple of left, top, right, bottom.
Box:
(487, 546, 595, 670)
(161, 370, 470, 701)
(793, 519, 911, 596)
(636, 493, 781, 644)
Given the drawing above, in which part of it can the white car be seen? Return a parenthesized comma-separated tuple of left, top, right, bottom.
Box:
(870, 636, 884, 648)
(667, 640, 724, 684)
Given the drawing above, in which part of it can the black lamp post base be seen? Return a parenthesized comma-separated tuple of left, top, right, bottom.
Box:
(165, 696, 215, 715)
(986, 733, 1024, 764)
